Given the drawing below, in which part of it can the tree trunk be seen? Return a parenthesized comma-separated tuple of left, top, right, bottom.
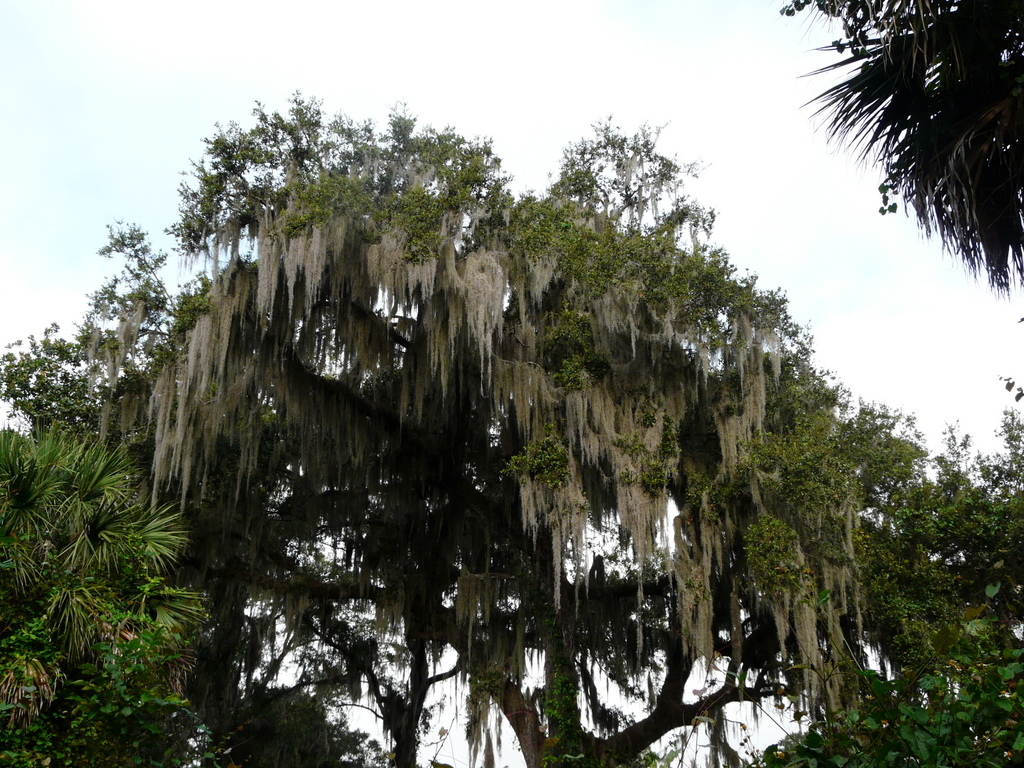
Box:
(540, 528, 588, 768)
(498, 678, 545, 768)
(390, 637, 431, 768)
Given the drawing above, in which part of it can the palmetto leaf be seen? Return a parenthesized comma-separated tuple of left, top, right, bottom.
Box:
(807, 0, 1024, 290)
(0, 656, 60, 728)
(3, 427, 203, 659)
(46, 580, 114, 660)
(69, 440, 136, 504)
(140, 582, 206, 631)
(60, 498, 136, 575)
(0, 430, 60, 528)
(134, 503, 189, 571)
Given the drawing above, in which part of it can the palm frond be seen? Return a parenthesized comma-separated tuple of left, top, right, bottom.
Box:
(809, 0, 1024, 290)
(140, 583, 207, 631)
(46, 580, 113, 659)
(60, 499, 134, 575)
(0, 430, 60, 529)
(70, 440, 136, 504)
(134, 503, 190, 570)
(0, 657, 60, 728)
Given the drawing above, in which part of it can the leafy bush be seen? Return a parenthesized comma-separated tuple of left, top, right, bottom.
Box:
(0, 428, 207, 765)
(754, 599, 1024, 768)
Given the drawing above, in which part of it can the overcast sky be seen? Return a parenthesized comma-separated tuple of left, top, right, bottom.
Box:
(2, 0, 1021, 456)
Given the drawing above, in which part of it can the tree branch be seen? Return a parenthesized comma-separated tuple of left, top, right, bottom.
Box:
(594, 639, 773, 765)
(204, 564, 380, 602)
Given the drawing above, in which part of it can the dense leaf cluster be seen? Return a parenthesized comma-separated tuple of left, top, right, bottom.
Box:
(0, 428, 204, 765)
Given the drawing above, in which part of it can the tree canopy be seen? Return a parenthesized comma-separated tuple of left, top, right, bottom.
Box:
(754, 415, 1024, 768)
(4, 95, 1018, 768)
(116, 96, 925, 768)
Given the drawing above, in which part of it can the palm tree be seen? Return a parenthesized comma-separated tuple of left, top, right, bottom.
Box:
(0, 427, 201, 728)
(794, 0, 1024, 291)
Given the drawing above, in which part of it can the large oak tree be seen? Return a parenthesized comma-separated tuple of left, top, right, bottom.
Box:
(119, 97, 908, 768)
(2, 96, 938, 768)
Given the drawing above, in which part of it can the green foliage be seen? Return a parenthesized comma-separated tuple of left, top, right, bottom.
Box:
(545, 309, 610, 390)
(745, 515, 803, 593)
(0, 327, 100, 432)
(173, 95, 332, 248)
(174, 94, 509, 261)
(506, 430, 571, 488)
(747, 410, 858, 514)
(506, 193, 784, 342)
(372, 124, 510, 258)
(383, 184, 447, 261)
(89, 222, 169, 327)
(754, 612, 1024, 768)
(282, 172, 371, 236)
(0, 428, 206, 765)
(8, 629, 206, 768)
(746, 402, 926, 570)
(551, 120, 707, 236)
(856, 413, 1024, 669)
(753, 409, 1024, 768)
(80, 223, 173, 380)
(835, 404, 928, 510)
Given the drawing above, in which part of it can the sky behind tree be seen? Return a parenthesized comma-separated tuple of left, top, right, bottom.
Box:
(1, 0, 1020, 452)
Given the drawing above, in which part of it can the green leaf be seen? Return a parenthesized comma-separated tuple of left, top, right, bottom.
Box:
(964, 605, 985, 621)
(999, 663, 1022, 680)
(933, 626, 959, 654)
